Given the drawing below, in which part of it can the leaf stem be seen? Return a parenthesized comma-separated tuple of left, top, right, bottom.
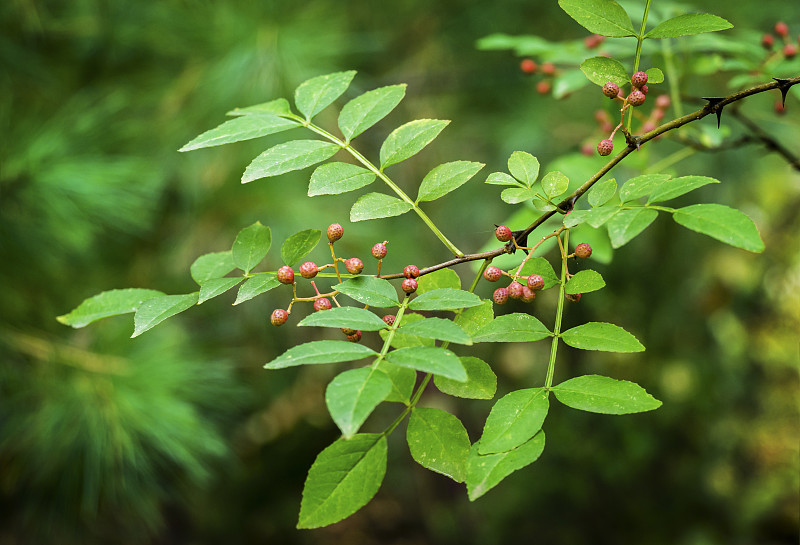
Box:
(544, 230, 569, 389)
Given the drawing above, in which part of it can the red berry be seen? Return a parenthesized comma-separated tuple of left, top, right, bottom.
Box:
(575, 243, 593, 259)
(775, 21, 789, 37)
(326, 223, 343, 243)
(299, 261, 318, 279)
(345, 257, 364, 275)
(270, 309, 288, 326)
(783, 44, 797, 59)
(602, 82, 620, 98)
(495, 225, 512, 242)
(382, 315, 396, 327)
(762, 34, 774, 49)
(536, 80, 551, 95)
(371, 242, 387, 259)
(640, 84, 649, 95)
(276, 266, 295, 284)
(581, 143, 595, 156)
(401, 278, 418, 294)
(313, 298, 332, 312)
(346, 330, 362, 343)
(566, 293, 581, 302)
(631, 71, 648, 88)
(655, 94, 670, 109)
(520, 58, 537, 74)
(484, 266, 503, 282)
(508, 281, 524, 299)
(597, 139, 614, 156)
(541, 62, 556, 75)
(493, 288, 509, 305)
(584, 34, 604, 49)
(594, 109, 610, 123)
(641, 121, 656, 133)
(403, 265, 420, 278)
(527, 274, 544, 291)
(651, 109, 664, 122)
(628, 89, 646, 107)
(522, 287, 536, 303)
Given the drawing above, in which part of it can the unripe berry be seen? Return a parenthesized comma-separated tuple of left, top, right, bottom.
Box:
(326, 223, 343, 243)
(541, 62, 556, 75)
(581, 143, 595, 157)
(640, 84, 649, 95)
(276, 265, 295, 284)
(536, 80, 551, 95)
(628, 89, 646, 107)
(493, 287, 509, 305)
(346, 330, 362, 343)
(313, 298, 332, 312)
(341, 328, 358, 336)
(371, 242, 387, 259)
(584, 34, 604, 49)
(566, 293, 582, 302)
(484, 266, 503, 282)
(655, 94, 671, 109)
(775, 21, 789, 37)
(783, 44, 797, 59)
(602, 82, 620, 98)
(270, 309, 288, 326)
(762, 33, 775, 49)
(594, 109, 610, 124)
(631, 71, 648, 88)
(527, 274, 545, 291)
(299, 261, 318, 279)
(495, 225, 512, 242)
(403, 264, 420, 279)
(382, 315, 396, 327)
(597, 139, 614, 156)
(575, 242, 593, 258)
(522, 287, 536, 303)
(401, 278, 418, 294)
(508, 281, 524, 299)
(345, 257, 364, 275)
(520, 58, 537, 74)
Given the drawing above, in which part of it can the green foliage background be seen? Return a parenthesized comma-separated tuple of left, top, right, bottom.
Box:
(1, 1, 798, 543)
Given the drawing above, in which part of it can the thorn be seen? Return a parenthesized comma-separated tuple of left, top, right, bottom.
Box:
(511, 230, 529, 250)
(702, 97, 726, 128)
(773, 78, 794, 108)
(625, 132, 643, 150)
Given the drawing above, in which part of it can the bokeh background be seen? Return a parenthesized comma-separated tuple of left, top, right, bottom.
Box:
(1, 1, 798, 544)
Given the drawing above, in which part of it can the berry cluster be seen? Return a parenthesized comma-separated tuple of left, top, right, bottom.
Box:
(759, 21, 798, 114)
(519, 34, 605, 96)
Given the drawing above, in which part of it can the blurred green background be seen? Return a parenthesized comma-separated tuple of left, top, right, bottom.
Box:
(1, 1, 798, 544)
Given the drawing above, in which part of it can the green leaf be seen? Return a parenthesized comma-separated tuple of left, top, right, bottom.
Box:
(552, 375, 662, 414)
(308, 162, 376, 196)
(541, 171, 569, 200)
(580, 56, 629, 87)
(295, 70, 357, 120)
(398, 317, 472, 345)
(672, 204, 764, 252)
(507, 151, 539, 187)
(350, 193, 413, 222)
(298, 307, 389, 331)
(564, 269, 605, 295)
(645, 67, 665, 84)
(407, 408, 471, 482)
(232, 221, 271, 274)
(408, 288, 482, 311)
(466, 432, 545, 501)
(473, 313, 552, 343)
(588, 178, 617, 207)
(647, 175, 719, 204)
(485, 172, 523, 187)
(334, 277, 398, 308)
(190, 251, 237, 285)
(132, 293, 199, 337)
(564, 206, 620, 229)
(57, 288, 165, 328)
(280, 229, 322, 267)
(375, 360, 417, 403)
(417, 268, 461, 293)
(478, 388, 549, 454)
(619, 174, 670, 202)
(501, 186, 537, 204)
(379, 119, 449, 169)
(379, 313, 433, 349)
(515, 257, 560, 289)
(234, 275, 281, 305)
(434, 357, 497, 400)
(607, 208, 658, 248)
(326, 368, 392, 437)
(385, 346, 466, 381)
(646, 13, 733, 39)
(198, 277, 244, 304)
(453, 300, 494, 336)
(265, 340, 378, 369)
(417, 161, 484, 203)
(561, 321, 644, 352)
(179, 114, 299, 152)
(552, 69, 591, 99)
(226, 98, 292, 117)
(297, 433, 387, 529)
(338, 84, 407, 141)
(558, 0, 636, 37)
(242, 140, 340, 183)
